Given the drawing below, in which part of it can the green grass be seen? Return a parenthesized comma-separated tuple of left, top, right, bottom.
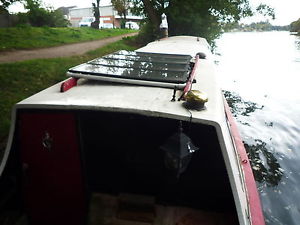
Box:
(0, 26, 137, 51)
(0, 37, 139, 155)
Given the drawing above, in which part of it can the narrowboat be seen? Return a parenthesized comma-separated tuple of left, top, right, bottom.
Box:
(0, 36, 265, 225)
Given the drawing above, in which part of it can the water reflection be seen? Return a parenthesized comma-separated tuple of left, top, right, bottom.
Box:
(223, 90, 264, 117)
(224, 90, 283, 186)
(295, 37, 300, 64)
(217, 32, 300, 225)
(244, 140, 283, 187)
(295, 37, 300, 50)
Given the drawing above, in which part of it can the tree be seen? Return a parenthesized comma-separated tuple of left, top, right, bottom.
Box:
(111, 0, 130, 28)
(91, 0, 100, 29)
(256, 4, 275, 20)
(290, 18, 300, 33)
(0, 0, 20, 11)
(130, 0, 274, 44)
(24, 0, 48, 26)
(22, 0, 69, 27)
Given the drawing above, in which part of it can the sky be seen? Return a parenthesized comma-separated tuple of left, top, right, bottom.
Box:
(242, 0, 300, 25)
(7, 0, 300, 26)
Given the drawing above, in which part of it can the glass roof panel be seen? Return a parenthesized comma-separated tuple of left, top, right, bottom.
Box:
(88, 58, 188, 72)
(102, 50, 191, 64)
(68, 51, 192, 84)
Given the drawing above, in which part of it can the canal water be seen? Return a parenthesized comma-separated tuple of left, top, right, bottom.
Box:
(215, 31, 300, 225)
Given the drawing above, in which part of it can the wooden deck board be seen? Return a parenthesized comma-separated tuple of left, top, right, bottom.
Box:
(88, 193, 237, 225)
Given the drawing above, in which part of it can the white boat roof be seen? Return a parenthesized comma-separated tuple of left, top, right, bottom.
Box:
(15, 36, 223, 127)
(137, 36, 212, 59)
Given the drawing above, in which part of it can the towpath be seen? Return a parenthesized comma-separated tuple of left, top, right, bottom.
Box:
(0, 32, 137, 64)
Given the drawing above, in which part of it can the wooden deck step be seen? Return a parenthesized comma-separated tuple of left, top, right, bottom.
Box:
(88, 193, 238, 225)
(117, 193, 155, 223)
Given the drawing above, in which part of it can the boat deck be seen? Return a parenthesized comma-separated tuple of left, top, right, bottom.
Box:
(88, 193, 238, 225)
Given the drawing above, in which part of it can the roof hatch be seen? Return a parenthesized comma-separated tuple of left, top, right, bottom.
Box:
(67, 50, 192, 88)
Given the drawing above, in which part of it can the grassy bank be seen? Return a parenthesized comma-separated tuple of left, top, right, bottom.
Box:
(0, 37, 139, 155)
(0, 26, 136, 51)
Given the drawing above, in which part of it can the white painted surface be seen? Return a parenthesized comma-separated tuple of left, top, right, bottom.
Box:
(14, 37, 218, 125)
(137, 36, 212, 60)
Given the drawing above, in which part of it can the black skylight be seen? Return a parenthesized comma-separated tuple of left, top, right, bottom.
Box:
(68, 50, 192, 84)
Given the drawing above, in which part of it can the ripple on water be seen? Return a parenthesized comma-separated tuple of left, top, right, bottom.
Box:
(217, 32, 300, 225)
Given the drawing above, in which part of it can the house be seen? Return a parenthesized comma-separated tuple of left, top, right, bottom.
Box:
(68, 5, 142, 28)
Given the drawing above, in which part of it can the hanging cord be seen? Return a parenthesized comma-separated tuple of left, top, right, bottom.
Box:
(186, 108, 193, 135)
(171, 86, 177, 101)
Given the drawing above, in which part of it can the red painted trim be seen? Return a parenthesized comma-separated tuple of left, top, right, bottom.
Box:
(60, 77, 78, 92)
(224, 100, 265, 225)
(184, 55, 199, 94)
(70, 17, 82, 20)
(179, 55, 200, 100)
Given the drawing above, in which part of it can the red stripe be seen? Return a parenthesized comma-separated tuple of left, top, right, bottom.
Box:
(224, 100, 265, 225)
(60, 77, 78, 92)
(183, 55, 200, 95)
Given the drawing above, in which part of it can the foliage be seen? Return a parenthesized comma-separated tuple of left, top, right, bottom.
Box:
(0, 37, 138, 155)
(49, 9, 70, 27)
(111, 0, 130, 28)
(0, 0, 19, 10)
(91, 0, 100, 29)
(133, 22, 152, 43)
(130, 0, 275, 44)
(21, 0, 69, 27)
(24, 0, 46, 26)
(111, 0, 129, 18)
(224, 21, 289, 32)
(0, 27, 136, 51)
(256, 4, 275, 20)
(290, 18, 300, 33)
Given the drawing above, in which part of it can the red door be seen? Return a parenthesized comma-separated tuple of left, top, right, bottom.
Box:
(19, 112, 86, 225)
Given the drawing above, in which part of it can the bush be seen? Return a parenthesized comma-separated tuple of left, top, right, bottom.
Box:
(18, 0, 70, 27)
(15, 12, 30, 25)
(48, 10, 70, 27)
(290, 18, 300, 33)
(134, 21, 158, 45)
